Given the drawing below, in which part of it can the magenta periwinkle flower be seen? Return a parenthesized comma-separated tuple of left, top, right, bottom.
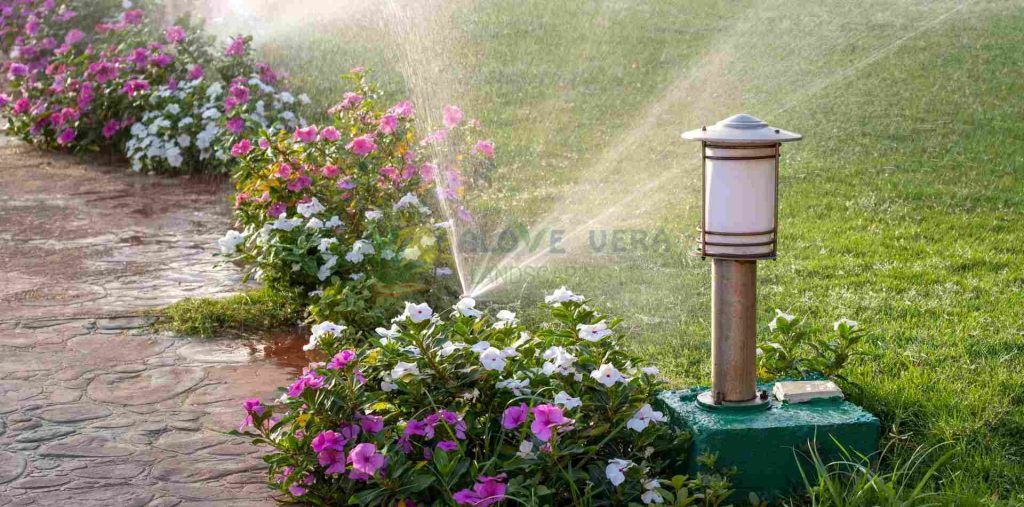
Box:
(293, 125, 318, 143)
(102, 120, 121, 139)
(267, 202, 287, 218)
(321, 165, 340, 178)
(327, 349, 356, 370)
(453, 474, 507, 507)
(530, 404, 570, 442)
(57, 128, 75, 145)
(225, 35, 246, 57)
(443, 104, 463, 128)
(122, 9, 144, 25)
(287, 371, 325, 398)
(188, 64, 204, 80)
(348, 443, 385, 476)
(227, 117, 245, 135)
(378, 114, 398, 135)
(121, 79, 149, 96)
(64, 29, 85, 46)
(437, 440, 458, 452)
(389, 100, 414, 117)
(339, 92, 362, 109)
(474, 139, 496, 158)
(239, 398, 266, 430)
(502, 403, 528, 430)
(8, 63, 29, 79)
(165, 25, 186, 43)
(320, 126, 340, 141)
(337, 177, 355, 190)
(231, 139, 253, 157)
(346, 134, 376, 156)
(359, 414, 384, 434)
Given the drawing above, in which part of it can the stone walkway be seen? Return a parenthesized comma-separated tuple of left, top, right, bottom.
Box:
(0, 140, 301, 505)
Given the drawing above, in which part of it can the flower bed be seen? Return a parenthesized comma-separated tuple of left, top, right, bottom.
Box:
(220, 71, 493, 333)
(0, 0, 300, 174)
(239, 288, 731, 505)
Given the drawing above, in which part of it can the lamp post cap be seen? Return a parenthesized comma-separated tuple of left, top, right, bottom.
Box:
(682, 113, 802, 144)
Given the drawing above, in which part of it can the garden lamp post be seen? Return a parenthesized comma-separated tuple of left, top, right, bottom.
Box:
(682, 114, 801, 410)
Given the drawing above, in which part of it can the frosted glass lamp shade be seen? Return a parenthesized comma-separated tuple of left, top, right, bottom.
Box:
(703, 145, 777, 258)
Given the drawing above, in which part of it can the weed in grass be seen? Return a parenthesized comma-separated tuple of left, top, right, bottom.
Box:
(152, 287, 303, 338)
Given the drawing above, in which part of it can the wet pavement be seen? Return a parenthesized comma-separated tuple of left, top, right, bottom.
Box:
(0, 139, 306, 505)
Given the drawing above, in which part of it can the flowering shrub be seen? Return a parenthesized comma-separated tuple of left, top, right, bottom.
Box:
(220, 71, 493, 332)
(758, 311, 873, 382)
(0, 0, 301, 174)
(237, 288, 727, 505)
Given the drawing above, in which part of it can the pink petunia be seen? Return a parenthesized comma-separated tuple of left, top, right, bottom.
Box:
(453, 474, 507, 507)
(346, 134, 376, 156)
(348, 443, 385, 476)
(359, 414, 384, 434)
(327, 350, 356, 370)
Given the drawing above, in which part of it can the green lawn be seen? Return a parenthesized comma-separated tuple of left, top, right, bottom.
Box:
(248, 0, 1024, 501)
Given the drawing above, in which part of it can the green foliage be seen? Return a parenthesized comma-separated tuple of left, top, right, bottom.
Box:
(153, 287, 303, 338)
(757, 312, 875, 383)
(788, 439, 956, 507)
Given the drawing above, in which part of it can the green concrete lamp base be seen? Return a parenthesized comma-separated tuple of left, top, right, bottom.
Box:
(655, 384, 880, 502)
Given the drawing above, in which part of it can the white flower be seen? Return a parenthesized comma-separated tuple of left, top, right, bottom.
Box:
(420, 235, 436, 247)
(553, 391, 582, 410)
(278, 92, 296, 104)
(176, 134, 191, 148)
(306, 218, 324, 230)
(345, 240, 375, 263)
(178, 117, 194, 128)
(454, 297, 482, 318)
(834, 317, 858, 331)
(393, 192, 421, 211)
(324, 216, 343, 228)
(391, 361, 420, 380)
(296, 197, 325, 218)
(217, 230, 246, 254)
(375, 324, 401, 340)
(470, 341, 491, 354)
(399, 302, 433, 323)
(493, 310, 517, 329)
(641, 479, 664, 504)
(317, 254, 337, 281)
(381, 375, 398, 392)
(545, 286, 584, 305)
(298, 93, 311, 105)
(496, 378, 530, 396)
(591, 363, 626, 387)
(577, 320, 613, 342)
(605, 459, 632, 487)
(165, 103, 181, 115)
(401, 246, 421, 261)
(318, 237, 337, 253)
(769, 309, 796, 331)
(349, 273, 365, 281)
(626, 403, 667, 432)
(516, 440, 534, 458)
(641, 366, 660, 376)
(479, 347, 507, 371)
(435, 267, 453, 277)
(437, 341, 467, 358)
(130, 123, 147, 136)
(303, 321, 346, 351)
(364, 210, 383, 220)
(381, 250, 396, 260)
(541, 346, 576, 376)
(271, 215, 303, 231)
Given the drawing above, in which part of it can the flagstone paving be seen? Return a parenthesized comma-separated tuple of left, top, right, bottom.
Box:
(0, 140, 306, 506)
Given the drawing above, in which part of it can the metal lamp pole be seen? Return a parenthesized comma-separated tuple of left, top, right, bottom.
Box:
(682, 114, 802, 410)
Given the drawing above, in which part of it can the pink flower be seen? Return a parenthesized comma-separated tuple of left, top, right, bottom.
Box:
(165, 25, 186, 43)
(346, 135, 376, 156)
(501, 403, 528, 430)
(225, 35, 246, 57)
(530, 404, 569, 442)
(339, 92, 362, 109)
(121, 79, 149, 96)
(89, 62, 118, 83)
(311, 430, 347, 453)
(229, 83, 250, 104)
(422, 129, 448, 144)
(13, 98, 30, 115)
(293, 126, 318, 143)
(378, 114, 398, 134)
(64, 29, 85, 45)
(419, 163, 436, 181)
(188, 65, 204, 80)
(56, 128, 75, 145)
(453, 474, 507, 507)
(321, 165, 340, 178)
(389, 100, 414, 117)
(320, 126, 340, 141)
(102, 120, 121, 139)
(403, 418, 434, 439)
(348, 443, 385, 475)
(258, 138, 270, 149)
(150, 54, 174, 68)
(359, 414, 384, 434)
(122, 9, 144, 25)
(231, 139, 253, 157)
(336, 177, 355, 190)
(379, 165, 399, 182)
(474, 139, 495, 158)
(437, 440, 458, 452)
(287, 371, 325, 398)
(227, 117, 245, 135)
(327, 350, 357, 370)
(287, 175, 312, 192)
(268, 202, 286, 218)
(276, 164, 292, 179)
(8, 63, 29, 78)
(239, 398, 265, 431)
(443, 105, 463, 128)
